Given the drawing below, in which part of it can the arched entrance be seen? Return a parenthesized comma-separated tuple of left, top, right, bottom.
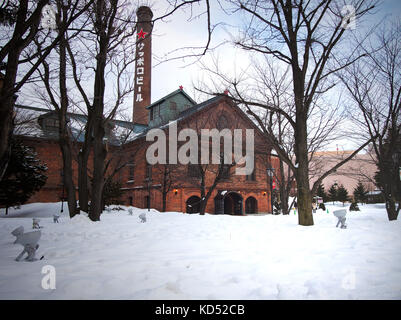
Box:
(214, 191, 243, 215)
(186, 196, 201, 214)
(245, 196, 257, 214)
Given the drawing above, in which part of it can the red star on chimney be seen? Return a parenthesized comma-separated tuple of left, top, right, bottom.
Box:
(137, 28, 148, 39)
(179, 85, 183, 90)
(224, 89, 229, 95)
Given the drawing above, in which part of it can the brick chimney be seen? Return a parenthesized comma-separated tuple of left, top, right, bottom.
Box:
(133, 6, 153, 125)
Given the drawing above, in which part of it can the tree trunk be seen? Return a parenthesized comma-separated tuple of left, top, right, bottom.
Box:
(199, 182, 206, 215)
(384, 183, 399, 221)
(386, 198, 398, 221)
(88, 11, 108, 221)
(162, 192, 167, 212)
(199, 198, 207, 215)
(281, 187, 289, 215)
(78, 137, 91, 212)
(278, 158, 290, 215)
(161, 165, 170, 212)
(57, 7, 77, 218)
(89, 124, 106, 221)
(0, 113, 13, 182)
(59, 139, 78, 217)
(295, 113, 314, 226)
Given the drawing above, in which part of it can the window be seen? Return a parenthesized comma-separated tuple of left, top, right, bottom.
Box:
(170, 101, 177, 111)
(127, 157, 135, 181)
(220, 164, 231, 179)
(246, 169, 256, 181)
(45, 118, 60, 130)
(145, 162, 152, 181)
(150, 104, 161, 121)
(188, 164, 201, 178)
(217, 115, 229, 130)
(127, 164, 135, 181)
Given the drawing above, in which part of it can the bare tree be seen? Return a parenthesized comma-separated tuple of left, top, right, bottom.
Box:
(32, 0, 96, 218)
(198, 0, 377, 225)
(339, 21, 401, 221)
(0, 0, 91, 182)
(156, 163, 174, 212)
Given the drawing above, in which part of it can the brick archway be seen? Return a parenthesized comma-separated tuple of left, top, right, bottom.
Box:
(245, 196, 257, 214)
(186, 196, 201, 214)
(215, 191, 243, 215)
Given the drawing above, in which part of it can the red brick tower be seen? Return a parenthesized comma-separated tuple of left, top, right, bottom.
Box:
(133, 6, 153, 125)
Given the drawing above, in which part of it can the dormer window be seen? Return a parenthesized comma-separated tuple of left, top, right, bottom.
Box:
(150, 107, 154, 121)
(149, 104, 160, 121)
(46, 118, 59, 128)
(39, 116, 60, 132)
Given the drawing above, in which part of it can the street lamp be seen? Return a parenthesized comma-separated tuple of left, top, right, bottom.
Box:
(266, 167, 275, 214)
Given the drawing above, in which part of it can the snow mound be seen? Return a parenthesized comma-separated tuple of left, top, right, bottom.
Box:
(69, 212, 93, 224)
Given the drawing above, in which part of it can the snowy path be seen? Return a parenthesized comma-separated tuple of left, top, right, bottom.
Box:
(0, 203, 400, 299)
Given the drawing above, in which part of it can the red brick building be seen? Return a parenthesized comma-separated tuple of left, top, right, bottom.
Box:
(13, 89, 278, 214)
(7, 6, 278, 214)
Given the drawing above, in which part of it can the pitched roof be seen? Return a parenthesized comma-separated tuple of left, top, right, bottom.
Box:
(177, 96, 220, 119)
(145, 89, 197, 109)
(129, 94, 266, 144)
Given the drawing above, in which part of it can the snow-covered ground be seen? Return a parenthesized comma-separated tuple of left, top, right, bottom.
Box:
(0, 202, 400, 300)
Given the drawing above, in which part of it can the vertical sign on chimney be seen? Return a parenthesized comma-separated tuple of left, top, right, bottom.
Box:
(133, 6, 153, 125)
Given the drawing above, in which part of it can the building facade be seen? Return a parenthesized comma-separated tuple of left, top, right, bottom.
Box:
(6, 6, 279, 214)
(13, 88, 277, 214)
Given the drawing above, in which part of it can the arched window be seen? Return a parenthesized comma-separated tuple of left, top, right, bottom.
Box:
(217, 115, 229, 130)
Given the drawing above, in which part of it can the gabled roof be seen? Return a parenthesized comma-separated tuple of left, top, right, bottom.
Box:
(145, 89, 197, 109)
(127, 94, 266, 144)
(178, 96, 220, 119)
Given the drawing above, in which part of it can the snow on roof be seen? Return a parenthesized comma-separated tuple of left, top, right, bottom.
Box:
(14, 105, 147, 145)
(367, 190, 382, 195)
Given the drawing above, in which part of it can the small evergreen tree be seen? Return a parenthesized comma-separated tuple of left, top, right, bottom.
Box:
(102, 180, 125, 210)
(337, 184, 350, 206)
(328, 184, 338, 204)
(353, 182, 368, 204)
(316, 183, 328, 202)
(349, 201, 360, 211)
(0, 139, 47, 214)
